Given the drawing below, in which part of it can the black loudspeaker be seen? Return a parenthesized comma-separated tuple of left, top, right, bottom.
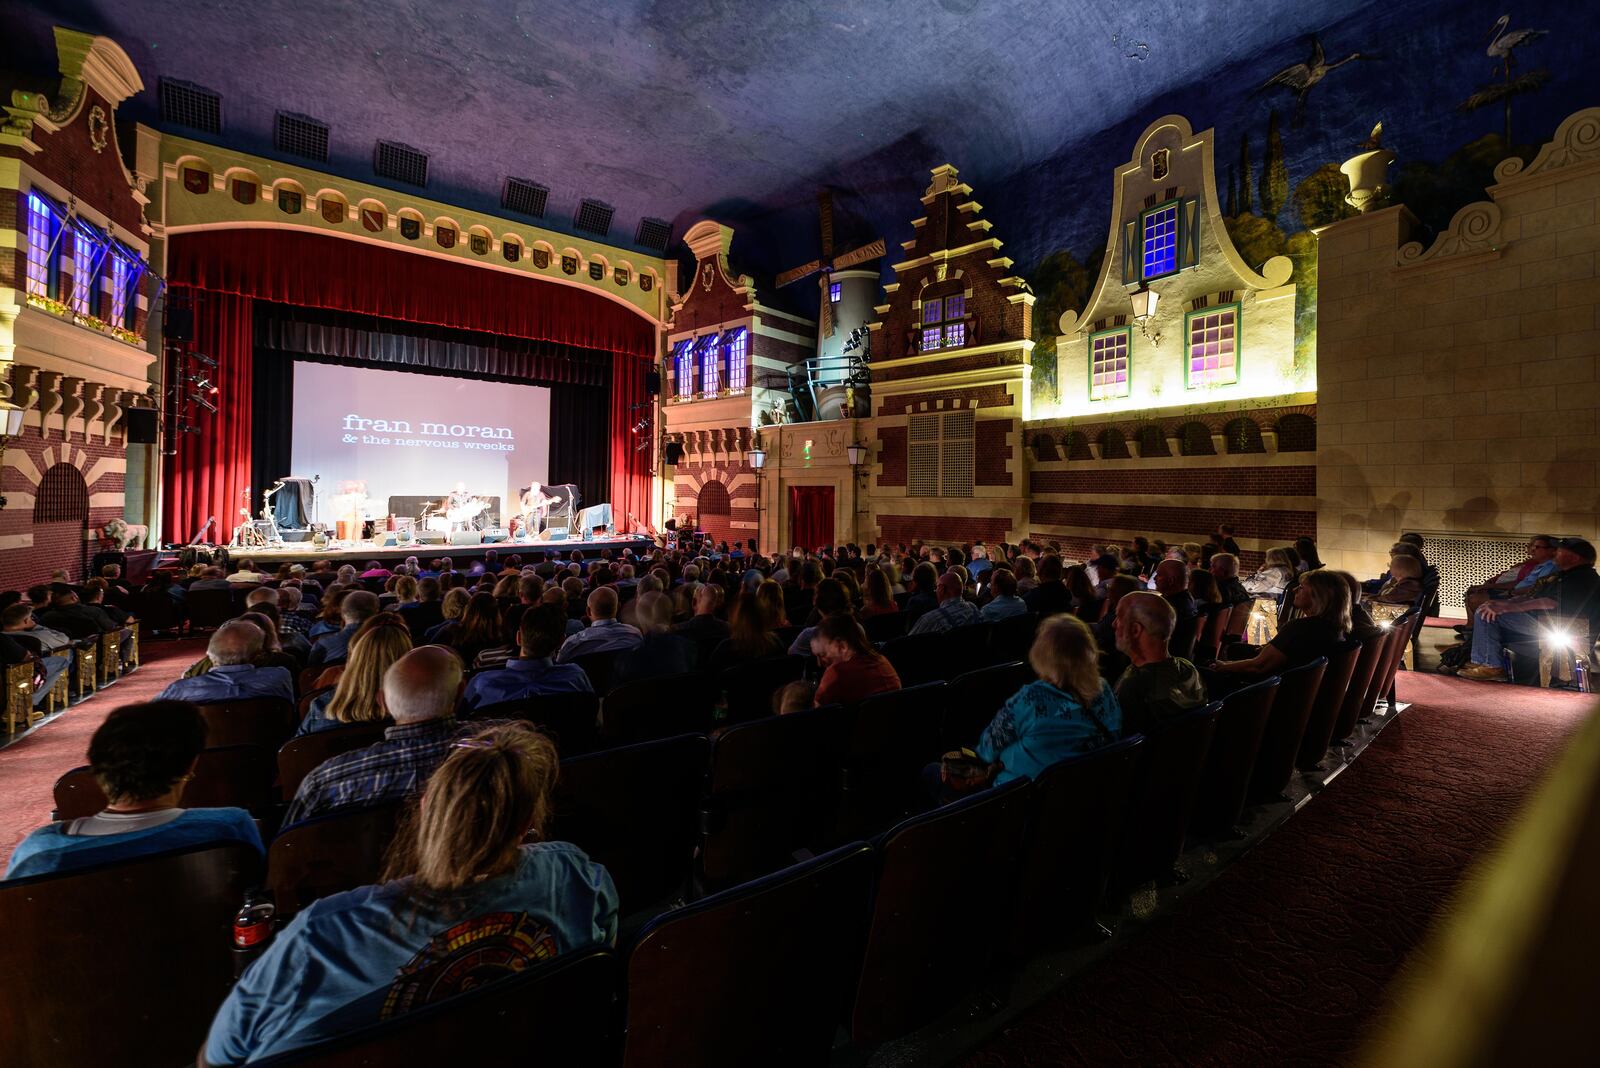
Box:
(663, 441, 684, 465)
(165, 307, 194, 342)
(126, 408, 158, 444)
(646, 369, 662, 395)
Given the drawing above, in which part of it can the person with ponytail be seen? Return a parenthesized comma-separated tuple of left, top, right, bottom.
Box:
(202, 720, 617, 1065)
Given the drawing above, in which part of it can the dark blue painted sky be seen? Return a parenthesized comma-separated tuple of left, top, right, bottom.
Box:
(6, 0, 1590, 310)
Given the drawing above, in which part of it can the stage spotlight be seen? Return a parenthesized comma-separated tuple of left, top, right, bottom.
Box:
(191, 392, 218, 415)
(191, 375, 212, 392)
(192, 352, 217, 368)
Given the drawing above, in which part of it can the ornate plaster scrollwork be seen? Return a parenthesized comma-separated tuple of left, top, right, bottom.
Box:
(1397, 200, 1504, 266)
(1493, 107, 1600, 183)
(80, 382, 106, 434)
(61, 377, 87, 428)
(6, 364, 39, 412)
(35, 371, 63, 435)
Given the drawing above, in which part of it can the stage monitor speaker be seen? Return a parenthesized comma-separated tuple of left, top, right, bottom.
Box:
(166, 307, 194, 342)
(482, 528, 509, 543)
(126, 408, 158, 444)
(663, 441, 684, 465)
(449, 531, 485, 546)
(646, 369, 662, 395)
(415, 531, 446, 545)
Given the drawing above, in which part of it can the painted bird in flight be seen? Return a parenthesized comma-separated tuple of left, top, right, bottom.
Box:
(1259, 36, 1367, 126)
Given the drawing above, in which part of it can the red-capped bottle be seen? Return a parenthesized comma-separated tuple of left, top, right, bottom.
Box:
(231, 891, 277, 980)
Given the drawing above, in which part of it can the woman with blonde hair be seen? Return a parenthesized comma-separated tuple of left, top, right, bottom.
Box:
(1241, 547, 1296, 598)
(202, 722, 617, 1064)
(295, 623, 413, 736)
(1211, 568, 1352, 679)
(423, 587, 472, 643)
(756, 578, 789, 628)
(966, 615, 1122, 786)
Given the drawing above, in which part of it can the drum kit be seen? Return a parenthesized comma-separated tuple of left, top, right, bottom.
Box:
(421, 492, 491, 533)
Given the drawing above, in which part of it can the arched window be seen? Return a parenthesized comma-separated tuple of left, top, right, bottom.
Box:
(919, 284, 969, 352)
(1031, 432, 1060, 463)
(1225, 417, 1265, 454)
(34, 463, 89, 522)
(1179, 422, 1215, 456)
(1097, 427, 1130, 460)
(1064, 431, 1093, 461)
(697, 480, 731, 516)
(1277, 414, 1316, 452)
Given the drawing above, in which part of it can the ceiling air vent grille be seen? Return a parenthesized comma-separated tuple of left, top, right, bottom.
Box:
(159, 79, 222, 134)
(374, 140, 429, 187)
(502, 177, 549, 218)
(574, 199, 614, 236)
(274, 112, 329, 162)
(635, 217, 672, 252)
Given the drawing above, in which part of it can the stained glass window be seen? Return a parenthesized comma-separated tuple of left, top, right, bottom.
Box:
(25, 193, 59, 299)
(1187, 305, 1239, 387)
(1089, 328, 1131, 400)
(725, 328, 748, 390)
(1142, 202, 1179, 279)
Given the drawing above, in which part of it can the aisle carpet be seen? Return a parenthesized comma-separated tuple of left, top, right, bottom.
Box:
(963, 674, 1595, 1067)
(0, 637, 205, 869)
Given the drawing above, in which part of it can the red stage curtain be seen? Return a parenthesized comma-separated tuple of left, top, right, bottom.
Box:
(610, 353, 653, 526)
(788, 485, 835, 552)
(168, 230, 654, 357)
(162, 290, 254, 543)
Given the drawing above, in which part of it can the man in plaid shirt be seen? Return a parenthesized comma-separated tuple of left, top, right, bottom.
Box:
(281, 646, 464, 827)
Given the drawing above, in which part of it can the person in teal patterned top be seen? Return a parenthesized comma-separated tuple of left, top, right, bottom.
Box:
(976, 614, 1122, 785)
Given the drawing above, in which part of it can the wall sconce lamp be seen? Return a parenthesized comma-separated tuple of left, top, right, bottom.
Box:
(745, 446, 766, 470)
(846, 442, 866, 466)
(1130, 285, 1162, 346)
(0, 403, 24, 510)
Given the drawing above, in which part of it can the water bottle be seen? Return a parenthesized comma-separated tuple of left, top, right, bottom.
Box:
(231, 891, 277, 979)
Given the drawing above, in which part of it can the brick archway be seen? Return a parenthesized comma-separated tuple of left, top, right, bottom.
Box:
(696, 478, 733, 544)
(32, 462, 90, 580)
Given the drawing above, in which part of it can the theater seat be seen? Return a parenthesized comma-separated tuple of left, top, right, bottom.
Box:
(602, 672, 715, 746)
(1330, 632, 1387, 746)
(1010, 736, 1144, 955)
(267, 802, 405, 919)
(700, 703, 853, 889)
(719, 655, 804, 724)
(184, 588, 233, 631)
(250, 947, 618, 1067)
(552, 733, 709, 911)
(1295, 639, 1362, 772)
(837, 681, 947, 840)
(277, 721, 390, 798)
(862, 611, 907, 643)
(567, 650, 618, 695)
(196, 697, 298, 750)
(623, 843, 874, 1068)
(1111, 701, 1221, 891)
(460, 690, 600, 756)
(0, 842, 259, 1066)
(1189, 677, 1280, 837)
(850, 778, 1030, 1043)
(986, 611, 1040, 665)
(940, 660, 1034, 753)
(1246, 657, 1327, 807)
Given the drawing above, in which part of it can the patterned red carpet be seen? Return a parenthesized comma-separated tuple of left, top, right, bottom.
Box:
(964, 674, 1596, 1067)
(0, 637, 205, 868)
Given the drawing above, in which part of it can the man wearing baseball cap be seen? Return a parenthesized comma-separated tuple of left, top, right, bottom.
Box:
(1460, 538, 1600, 681)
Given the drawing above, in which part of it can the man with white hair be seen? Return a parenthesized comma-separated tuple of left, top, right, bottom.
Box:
(307, 590, 380, 666)
(155, 620, 294, 705)
(1113, 591, 1207, 737)
(281, 645, 465, 826)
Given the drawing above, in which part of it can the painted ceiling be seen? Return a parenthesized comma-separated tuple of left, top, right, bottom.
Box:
(6, 0, 1591, 317)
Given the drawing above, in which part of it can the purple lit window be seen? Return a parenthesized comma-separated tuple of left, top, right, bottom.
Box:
(943, 293, 965, 320)
(725, 328, 748, 390)
(944, 322, 965, 348)
(921, 327, 942, 352)
(699, 333, 722, 395)
(922, 299, 942, 325)
(829, 282, 841, 303)
(25, 193, 58, 299)
(1187, 307, 1239, 387)
(673, 339, 694, 398)
(1090, 329, 1131, 400)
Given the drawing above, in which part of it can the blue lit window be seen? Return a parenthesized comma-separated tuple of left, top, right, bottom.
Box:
(829, 282, 841, 303)
(26, 193, 60, 299)
(922, 298, 942, 325)
(725, 328, 748, 390)
(921, 327, 942, 352)
(1141, 202, 1179, 279)
(110, 253, 132, 326)
(919, 291, 968, 352)
(69, 226, 104, 316)
(943, 322, 964, 348)
(672, 339, 694, 398)
(698, 333, 722, 396)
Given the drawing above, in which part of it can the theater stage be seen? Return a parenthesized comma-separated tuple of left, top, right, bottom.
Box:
(176, 535, 657, 570)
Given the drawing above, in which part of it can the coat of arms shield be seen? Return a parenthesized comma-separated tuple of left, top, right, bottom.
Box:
(436, 226, 457, 249)
(321, 198, 346, 224)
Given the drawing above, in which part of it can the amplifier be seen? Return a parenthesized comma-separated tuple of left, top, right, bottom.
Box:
(415, 531, 447, 545)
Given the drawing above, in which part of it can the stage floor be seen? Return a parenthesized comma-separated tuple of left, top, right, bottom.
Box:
(186, 535, 656, 568)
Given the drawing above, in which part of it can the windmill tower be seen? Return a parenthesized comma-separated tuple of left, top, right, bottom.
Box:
(776, 190, 884, 419)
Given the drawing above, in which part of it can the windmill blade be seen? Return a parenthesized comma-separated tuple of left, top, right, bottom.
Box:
(775, 259, 822, 287)
(819, 290, 834, 339)
(818, 189, 835, 261)
(832, 238, 886, 270)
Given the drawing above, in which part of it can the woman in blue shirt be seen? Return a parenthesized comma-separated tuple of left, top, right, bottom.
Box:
(203, 721, 618, 1065)
(975, 614, 1122, 785)
(294, 621, 410, 736)
(5, 700, 262, 880)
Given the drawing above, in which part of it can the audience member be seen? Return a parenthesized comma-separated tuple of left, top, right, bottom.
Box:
(1462, 535, 1558, 617)
(461, 605, 593, 708)
(812, 615, 901, 706)
(295, 623, 412, 735)
(5, 701, 262, 879)
(673, 583, 729, 669)
(861, 569, 899, 617)
(910, 571, 982, 634)
(1152, 559, 1199, 656)
(979, 568, 1028, 622)
(611, 591, 695, 686)
(1022, 554, 1072, 617)
(1213, 524, 1242, 556)
(203, 722, 616, 1064)
(1241, 548, 1296, 598)
(1210, 569, 1352, 682)
(970, 615, 1121, 786)
(1369, 553, 1424, 605)
(787, 578, 852, 654)
(308, 590, 380, 667)
(904, 562, 940, 625)
(709, 589, 785, 670)
(555, 587, 642, 663)
(1459, 538, 1600, 682)
(157, 621, 294, 705)
(1113, 592, 1208, 737)
(38, 586, 117, 640)
(282, 646, 465, 827)
(398, 578, 445, 641)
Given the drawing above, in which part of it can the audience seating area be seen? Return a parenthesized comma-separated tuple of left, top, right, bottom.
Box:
(7, 587, 1424, 1065)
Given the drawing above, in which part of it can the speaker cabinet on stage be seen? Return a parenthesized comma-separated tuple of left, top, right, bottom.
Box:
(482, 529, 509, 543)
(646, 369, 662, 395)
(165, 307, 194, 342)
(449, 531, 484, 546)
(126, 408, 158, 444)
(415, 531, 447, 545)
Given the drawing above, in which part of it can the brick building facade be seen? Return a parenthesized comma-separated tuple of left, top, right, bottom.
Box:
(0, 29, 157, 584)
